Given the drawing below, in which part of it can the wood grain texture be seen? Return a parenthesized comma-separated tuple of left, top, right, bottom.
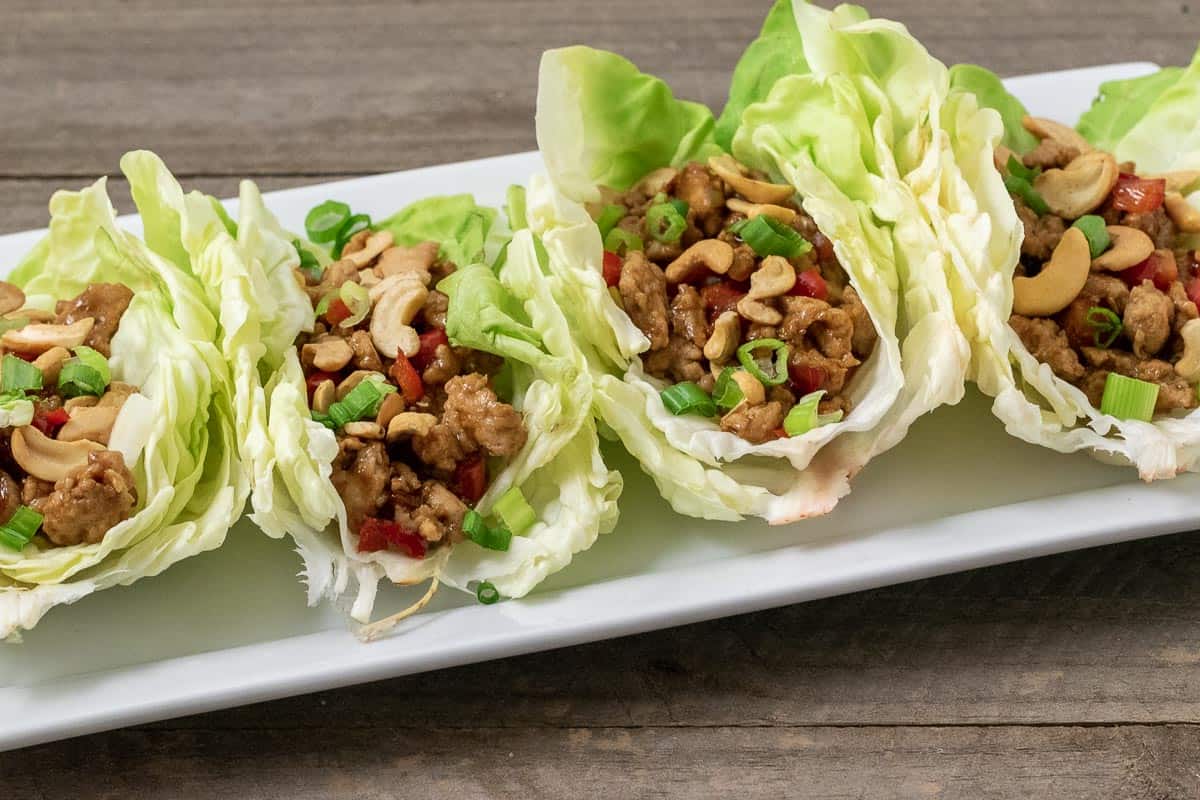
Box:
(3, 1, 1200, 797)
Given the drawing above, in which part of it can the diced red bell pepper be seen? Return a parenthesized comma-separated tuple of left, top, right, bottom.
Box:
(700, 281, 747, 320)
(771, 427, 789, 440)
(788, 363, 826, 397)
(1110, 173, 1166, 214)
(789, 268, 828, 301)
(1120, 250, 1177, 292)
(356, 516, 427, 558)
(31, 407, 70, 437)
(455, 456, 487, 504)
(413, 329, 449, 371)
(305, 370, 338, 401)
(389, 355, 425, 403)
(324, 297, 352, 327)
(602, 250, 623, 288)
(11, 351, 37, 362)
(811, 230, 836, 265)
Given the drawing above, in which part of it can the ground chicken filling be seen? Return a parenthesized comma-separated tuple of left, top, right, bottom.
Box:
(298, 228, 527, 558)
(594, 157, 878, 444)
(0, 281, 138, 550)
(1001, 118, 1200, 417)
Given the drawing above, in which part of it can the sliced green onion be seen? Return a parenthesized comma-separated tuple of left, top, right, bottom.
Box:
(332, 214, 372, 259)
(314, 292, 333, 318)
(462, 508, 488, 541)
(1100, 373, 1159, 421)
(646, 201, 688, 244)
(326, 377, 395, 430)
(660, 381, 717, 417)
(1003, 173, 1050, 216)
(305, 200, 351, 244)
(211, 197, 238, 237)
(1073, 215, 1111, 259)
(337, 281, 371, 328)
(1085, 306, 1123, 348)
(294, 238, 323, 281)
(1, 354, 41, 393)
(782, 390, 844, 437)
(1005, 154, 1041, 183)
(0, 506, 43, 551)
(476, 580, 501, 605)
(72, 346, 111, 387)
(730, 215, 812, 259)
(604, 227, 643, 255)
(594, 204, 626, 241)
(463, 510, 512, 551)
(506, 184, 528, 232)
(712, 367, 745, 411)
(494, 486, 536, 537)
(737, 338, 790, 387)
(58, 363, 105, 399)
(310, 410, 335, 429)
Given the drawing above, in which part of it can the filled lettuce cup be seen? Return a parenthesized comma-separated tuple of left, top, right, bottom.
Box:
(210, 189, 619, 634)
(0, 167, 242, 639)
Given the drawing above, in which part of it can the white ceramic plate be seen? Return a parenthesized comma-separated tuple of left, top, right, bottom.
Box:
(2, 62, 1189, 752)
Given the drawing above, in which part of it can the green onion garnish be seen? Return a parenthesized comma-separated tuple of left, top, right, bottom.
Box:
(1072, 215, 1111, 259)
(1099, 373, 1159, 421)
(782, 390, 844, 437)
(1003, 173, 1050, 216)
(660, 381, 717, 417)
(332, 213, 372, 259)
(294, 239, 323, 281)
(506, 184, 528, 232)
(337, 281, 371, 328)
(476, 580, 501, 605)
(0, 354, 42, 394)
(463, 509, 513, 551)
(646, 201, 688, 244)
(58, 346, 111, 399)
(314, 292, 332, 318)
(494, 486, 536, 537)
(1085, 306, 1123, 348)
(311, 410, 334, 429)
(712, 367, 746, 411)
(737, 339, 790, 387)
(604, 228, 643, 255)
(326, 378, 395, 430)
(729, 215, 812, 259)
(594, 204, 626, 241)
(0, 506, 43, 551)
(305, 200, 351, 244)
(1005, 155, 1041, 184)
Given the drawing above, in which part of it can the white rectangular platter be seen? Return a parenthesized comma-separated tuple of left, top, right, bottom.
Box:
(2, 62, 1192, 752)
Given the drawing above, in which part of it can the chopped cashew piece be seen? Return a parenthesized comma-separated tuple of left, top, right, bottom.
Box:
(378, 242, 438, 284)
(703, 311, 741, 363)
(725, 198, 797, 224)
(312, 379, 336, 414)
(58, 405, 120, 446)
(1175, 319, 1200, 382)
(664, 239, 734, 283)
(374, 391, 406, 428)
(1, 318, 94, 355)
(0, 282, 26, 316)
(1033, 151, 1118, 219)
(301, 338, 354, 372)
(11, 426, 105, 483)
(634, 167, 679, 197)
(370, 280, 427, 358)
(343, 231, 395, 268)
(386, 412, 438, 441)
(730, 370, 765, 406)
(1021, 116, 1093, 154)
(6, 308, 56, 323)
(747, 256, 797, 299)
(31, 346, 71, 384)
(1012, 227, 1091, 316)
(336, 370, 385, 401)
(96, 382, 136, 409)
(1164, 192, 1200, 233)
(1092, 226, 1155, 271)
(736, 296, 782, 326)
(64, 396, 99, 411)
(708, 155, 794, 205)
(343, 421, 385, 440)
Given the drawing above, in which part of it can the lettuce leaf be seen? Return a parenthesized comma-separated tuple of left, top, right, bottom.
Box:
(1076, 66, 1187, 154)
(948, 64, 1039, 154)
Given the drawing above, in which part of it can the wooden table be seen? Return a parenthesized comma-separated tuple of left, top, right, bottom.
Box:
(3, 1, 1200, 796)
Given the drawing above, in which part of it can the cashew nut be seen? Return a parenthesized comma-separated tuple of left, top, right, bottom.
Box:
(1, 318, 94, 355)
(343, 231, 395, 268)
(725, 198, 797, 224)
(336, 370, 385, 401)
(386, 412, 438, 441)
(6, 308, 57, 323)
(1164, 192, 1200, 233)
(747, 256, 797, 300)
(703, 311, 741, 363)
(64, 396, 99, 412)
(11, 425, 104, 483)
(343, 421, 385, 440)
(1033, 151, 1118, 219)
(1092, 225, 1154, 272)
(339, 229, 371, 258)
(634, 167, 678, 197)
(708, 155, 794, 205)
(374, 391, 406, 428)
(1012, 227, 1091, 316)
(96, 382, 136, 409)
(0, 282, 26, 316)
(664, 239, 734, 283)
(357, 268, 381, 288)
(31, 346, 71, 384)
(370, 280, 427, 359)
(730, 370, 765, 407)
(377, 241, 439, 285)
(312, 379, 336, 414)
(301, 337, 354, 372)
(1021, 115, 1093, 155)
(736, 296, 782, 326)
(1175, 318, 1200, 382)
(58, 405, 120, 445)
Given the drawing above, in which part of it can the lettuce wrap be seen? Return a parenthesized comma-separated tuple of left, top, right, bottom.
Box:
(0, 159, 244, 640)
(938, 45, 1200, 478)
(529, 1, 969, 523)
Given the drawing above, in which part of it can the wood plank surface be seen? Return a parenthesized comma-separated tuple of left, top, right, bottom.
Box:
(3, 1, 1200, 797)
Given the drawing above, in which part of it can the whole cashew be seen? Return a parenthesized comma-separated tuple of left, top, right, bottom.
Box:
(1033, 151, 1118, 219)
(1012, 227, 1091, 317)
(1092, 226, 1154, 272)
(664, 239, 734, 283)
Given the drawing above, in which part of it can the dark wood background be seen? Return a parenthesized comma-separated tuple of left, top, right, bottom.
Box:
(3, 1, 1200, 797)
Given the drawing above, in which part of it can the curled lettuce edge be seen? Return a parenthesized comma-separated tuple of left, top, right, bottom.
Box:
(0, 165, 244, 640)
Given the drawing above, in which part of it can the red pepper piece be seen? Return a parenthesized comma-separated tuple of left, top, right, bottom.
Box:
(324, 297, 352, 327)
(602, 251, 623, 288)
(389, 355, 425, 403)
(356, 516, 427, 559)
(1188, 277, 1200, 309)
(455, 456, 486, 504)
(1110, 174, 1166, 214)
(789, 268, 828, 301)
(413, 329, 449, 372)
(1120, 250, 1177, 292)
(305, 370, 338, 401)
(31, 407, 70, 437)
(811, 230, 836, 265)
(700, 281, 747, 319)
(788, 363, 826, 397)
